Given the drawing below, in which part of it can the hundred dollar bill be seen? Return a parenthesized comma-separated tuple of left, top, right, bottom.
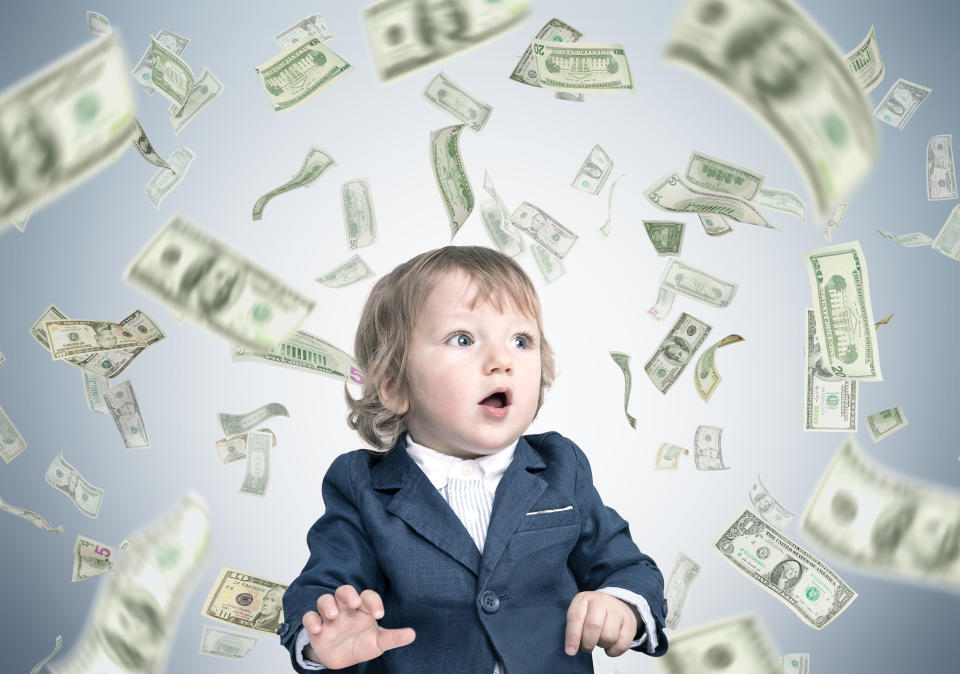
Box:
(694, 425, 729, 471)
(240, 430, 272, 496)
(644, 221, 685, 256)
(341, 178, 378, 249)
(0, 32, 137, 223)
(599, 174, 625, 236)
(509, 202, 578, 259)
(199, 625, 258, 659)
(233, 329, 362, 382)
(876, 229, 933, 247)
(45, 452, 104, 518)
(72, 534, 115, 582)
(698, 213, 733, 236)
(664, 553, 700, 628)
(866, 406, 908, 443)
(804, 309, 857, 431)
(608, 352, 637, 430)
(430, 124, 474, 238)
(654, 444, 689, 470)
(82, 371, 109, 413)
(530, 243, 564, 283)
(253, 146, 336, 220)
(875, 78, 931, 130)
(803, 241, 882, 380)
(571, 144, 613, 195)
(51, 493, 210, 674)
(131, 120, 172, 172)
(755, 186, 806, 225)
(716, 508, 857, 629)
(0, 403, 27, 464)
(694, 334, 744, 403)
(0, 494, 63, 533)
(151, 35, 195, 113)
(659, 257, 739, 309)
(423, 72, 492, 133)
(664, 0, 877, 221)
(86, 10, 112, 35)
(481, 201, 524, 257)
(256, 38, 351, 112)
(125, 215, 316, 350)
(845, 25, 884, 93)
(104, 380, 149, 449)
(531, 41, 634, 93)
(933, 203, 960, 259)
(645, 313, 711, 394)
(927, 134, 957, 201)
(823, 202, 846, 242)
(275, 13, 333, 49)
(219, 402, 289, 436)
(146, 146, 195, 209)
(169, 68, 222, 135)
(511, 18, 582, 87)
(316, 254, 375, 288)
(44, 320, 146, 361)
(749, 474, 795, 529)
(645, 170, 772, 228)
(802, 437, 960, 592)
(685, 150, 763, 200)
(781, 653, 810, 673)
(658, 613, 780, 674)
(30, 635, 63, 674)
(215, 428, 276, 465)
(131, 30, 189, 95)
(201, 567, 289, 635)
(363, 0, 530, 83)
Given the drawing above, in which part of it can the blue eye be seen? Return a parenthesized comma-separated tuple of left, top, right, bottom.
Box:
(513, 333, 535, 349)
(446, 332, 473, 347)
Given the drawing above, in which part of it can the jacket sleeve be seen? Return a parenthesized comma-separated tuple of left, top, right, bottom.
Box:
(278, 452, 387, 673)
(565, 437, 669, 657)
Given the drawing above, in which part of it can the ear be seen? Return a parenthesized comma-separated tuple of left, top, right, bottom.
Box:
(378, 377, 409, 416)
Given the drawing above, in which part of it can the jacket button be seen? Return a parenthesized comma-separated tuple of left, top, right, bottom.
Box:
(479, 590, 500, 613)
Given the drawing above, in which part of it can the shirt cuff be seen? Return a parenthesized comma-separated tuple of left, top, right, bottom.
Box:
(596, 586, 658, 654)
(294, 625, 327, 670)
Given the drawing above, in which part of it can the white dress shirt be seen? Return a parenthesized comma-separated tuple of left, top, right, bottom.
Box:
(297, 432, 658, 671)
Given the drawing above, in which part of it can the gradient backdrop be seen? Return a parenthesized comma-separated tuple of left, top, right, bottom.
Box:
(1, 1, 958, 672)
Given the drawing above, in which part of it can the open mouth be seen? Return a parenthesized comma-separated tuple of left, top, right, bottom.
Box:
(478, 389, 511, 409)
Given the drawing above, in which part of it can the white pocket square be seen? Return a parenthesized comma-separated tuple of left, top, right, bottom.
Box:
(525, 505, 574, 516)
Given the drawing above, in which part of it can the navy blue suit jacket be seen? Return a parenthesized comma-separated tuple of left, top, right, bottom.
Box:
(278, 431, 669, 672)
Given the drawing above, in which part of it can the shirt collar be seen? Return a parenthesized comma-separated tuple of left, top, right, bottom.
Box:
(404, 431, 518, 492)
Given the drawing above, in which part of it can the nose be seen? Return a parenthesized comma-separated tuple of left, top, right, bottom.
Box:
(483, 341, 513, 374)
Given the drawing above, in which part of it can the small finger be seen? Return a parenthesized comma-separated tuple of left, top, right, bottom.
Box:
(302, 611, 323, 635)
(361, 589, 384, 619)
(335, 584, 361, 610)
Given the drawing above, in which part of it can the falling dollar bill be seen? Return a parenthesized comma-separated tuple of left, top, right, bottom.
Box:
(531, 41, 635, 93)
(423, 72, 492, 132)
(645, 313, 712, 394)
(9, 210, 30, 232)
(125, 215, 316, 351)
(82, 371, 108, 413)
(664, 553, 700, 628)
(86, 10, 112, 35)
(316, 254, 375, 288)
(804, 309, 857, 432)
(219, 402, 289, 436)
(694, 425, 729, 471)
(253, 146, 336, 220)
(608, 352, 637, 429)
(748, 474, 795, 529)
(643, 221, 686, 256)
(716, 508, 857, 629)
(684, 150, 763, 200)
(146, 146, 195, 209)
(845, 25, 884, 93)
(927, 134, 958, 201)
(131, 30, 189, 95)
(239, 430, 272, 497)
(215, 428, 276, 465)
(30, 635, 63, 674)
(0, 403, 27, 463)
(481, 201, 524, 258)
(51, 494, 210, 674)
(256, 38, 352, 112)
(363, 0, 530, 82)
(530, 243, 564, 283)
(199, 625, 258, 659)
(664, 0, 877, 221)
(201, 567, 289, 635)
(866, 406, 908, 443)
(644, 170, 772, 228)
(803, 240, 882, 380)
(150, 34, 195, 112)
(170, 67, 223, 135)
(654, 444, 689, 470)
(430, 124, 475, 238)
(874, 78, 931, 130)
(571, 144, 614, 195)
(801, 436, 960, 593)
(275, 13, 333, 49)
(876, 229, 933, 247)
(509, 202, 578, 259)
(0, 494, 63, 534)
(933, 203, 960, 260)
(0, 32, 137, 223)
(341, 178, 378, 249)
(131, 120, 172, 172)
(658, 257, 739, 309)
(694, 334, 744, 403)
(233, 330, 361, 382)
(599, 174, 626, 236)
(658, 613, 780, 674)
(755, 186, 807, 225)
(44, 452, 104, 518)
(781, 653, 811, 674)
(875, 313, 894, 329)
(823, 202, 846, 242)
(510, 18, 582, 87)
(103, 380, 149, 449)
(43, 320, 146, 362)
(72, 534, 116, 582)
(698, 213, 733, 237)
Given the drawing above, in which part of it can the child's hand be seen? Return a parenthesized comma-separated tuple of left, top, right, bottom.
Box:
(564, 591, 638, 658)
(301, 584, 416, 669)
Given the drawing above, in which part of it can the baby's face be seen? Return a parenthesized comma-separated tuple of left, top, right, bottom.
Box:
(401, 269, 542, 459)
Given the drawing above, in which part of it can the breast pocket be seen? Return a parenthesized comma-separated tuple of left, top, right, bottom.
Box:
(516, 504, 579, 532)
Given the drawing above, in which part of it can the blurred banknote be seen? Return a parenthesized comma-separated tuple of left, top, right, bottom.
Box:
(874, 78, 931, 130)
(933, 204, 960, 259)
(233, 329, 361, 382)
(104, 380, 149, 449)
(748, 474, 795, 529)
(0, 403, 27, 463)
(530, 244, 564, 283)
(755, 186, 806, 225)
(509, 202, 578, 259)
(654, 443, 689, 470)
(146, 146, 195, 209)
(876, 229, 933, 247)
(253, 146, 336, 220)
(664, 553, 700, 628)
(645, 313, 711, 394)
(199, 625, 258, 659)
(341, 178, 378, 249)
(430, 124, 474, 238)
(844, 25, 884, 93)
(694, 425, 729, 471)
(804, 309, 857, 431)
(45, 452, 104, 518)
(275, 13, 333, 49)
(72, 534, 115, 582)
(423, 72, 492, 132)
(201, 567, 289, 634)
(86, 11, 112, 35)
(219, 402, 289, 436)
(531, 41, 635, 93)
(657, 613, 780, 674)
(256, 39, 352, 112)
(0, 494, 63, 533)
(927, 134, 957, 201)
(125, 215, 316, 351)
(781, 653, 810, 674)
(30, 635, 62, 674)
